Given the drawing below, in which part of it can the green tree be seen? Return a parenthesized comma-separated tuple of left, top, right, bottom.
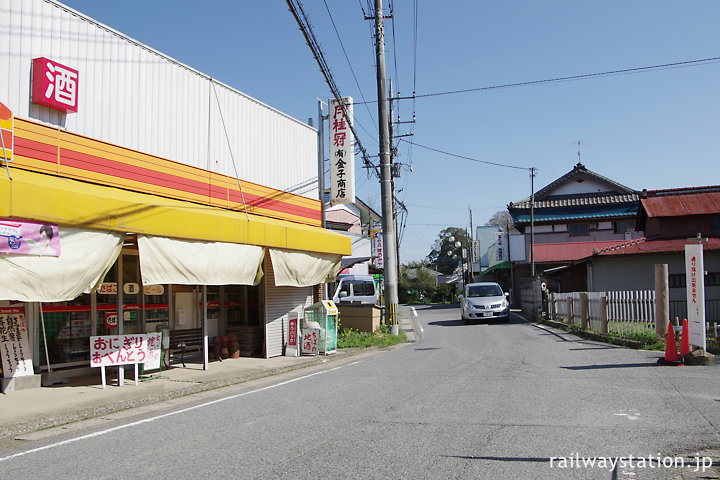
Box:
(399, 262, 437, 303)
(426, 227, 471, 275)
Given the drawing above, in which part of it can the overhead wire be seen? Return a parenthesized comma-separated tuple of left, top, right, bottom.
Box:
(352, 56, 720, 104)
(286, 0, 379, 179)
(400, 138, 529, 171)
(322, 0, 379, 138)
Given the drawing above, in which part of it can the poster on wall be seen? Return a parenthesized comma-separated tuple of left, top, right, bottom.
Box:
(0, 309, 34, 378)
(0, 220, 61, 256)
(328, 96, 355, 205)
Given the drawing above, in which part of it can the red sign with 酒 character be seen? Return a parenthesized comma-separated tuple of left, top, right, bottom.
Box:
(32, 57, 79, 113)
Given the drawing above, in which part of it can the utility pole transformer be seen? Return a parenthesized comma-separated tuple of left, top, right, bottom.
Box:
(373, 0, 400, 331)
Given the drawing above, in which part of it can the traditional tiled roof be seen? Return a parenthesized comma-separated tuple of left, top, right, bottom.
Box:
(510, 204, 637, 224)
(508, 162, 639, 210)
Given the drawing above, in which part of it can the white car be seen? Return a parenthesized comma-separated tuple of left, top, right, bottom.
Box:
(460, 282, 510, 324)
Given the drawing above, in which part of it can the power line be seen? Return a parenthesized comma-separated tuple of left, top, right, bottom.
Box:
(286, 0, 379, 178)
(354, 56, 720, 104)
(400, 138, 528, 171)
(322, 0, 378, 137)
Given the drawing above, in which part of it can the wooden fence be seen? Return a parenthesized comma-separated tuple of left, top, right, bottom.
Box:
(551, 290, 655, 337)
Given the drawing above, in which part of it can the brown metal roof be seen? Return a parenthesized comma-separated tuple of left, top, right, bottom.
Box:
(641, 190, 720, 217)
(594, 237, 720, 256)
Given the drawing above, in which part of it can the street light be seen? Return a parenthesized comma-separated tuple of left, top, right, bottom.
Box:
(448, 236, 465, 297)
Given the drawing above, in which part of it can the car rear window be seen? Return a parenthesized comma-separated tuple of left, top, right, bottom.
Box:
(467, 285, 503, 297)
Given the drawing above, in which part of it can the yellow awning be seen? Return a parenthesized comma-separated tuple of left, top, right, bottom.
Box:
(0, 169, 351, 256)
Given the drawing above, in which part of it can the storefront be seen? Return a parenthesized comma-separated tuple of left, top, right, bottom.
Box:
(0, 0, 351, 379)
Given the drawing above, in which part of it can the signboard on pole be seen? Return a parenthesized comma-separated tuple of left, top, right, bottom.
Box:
(371, 230, 384, 269)
(685, 244, 706, 350)
(496, 232, 509, 263)
(328, 96, 355, 205)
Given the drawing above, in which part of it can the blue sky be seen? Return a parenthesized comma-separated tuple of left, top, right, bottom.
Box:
(59, 1, 720, 264)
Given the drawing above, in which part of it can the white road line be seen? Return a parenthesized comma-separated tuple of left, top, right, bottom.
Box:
(0, 360, 362, 463)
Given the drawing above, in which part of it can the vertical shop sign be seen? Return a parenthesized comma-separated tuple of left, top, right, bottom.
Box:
(143, 332, 163, 371)
(371, 230, 384, 269)
(328, 97, 355, 205)
(496, 232, 508, 262)
(32, 57, 79, 113)
(286, 312, 299, 357)
(685, 244, 706, 349)
(0, 309, 34, 377)
(0, 101, 12, 162)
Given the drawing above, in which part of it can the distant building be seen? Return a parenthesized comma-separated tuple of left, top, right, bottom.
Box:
(325, 194, 382, 276)
(507, 162, 641, 293)
(585, 185, 720, 322)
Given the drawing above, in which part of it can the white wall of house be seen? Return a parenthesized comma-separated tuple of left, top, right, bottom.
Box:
(549, 177, 615, 196)
(326, 204, 363, 234)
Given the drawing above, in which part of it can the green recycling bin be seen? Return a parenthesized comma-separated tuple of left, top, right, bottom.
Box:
(304, 300, 338, 355)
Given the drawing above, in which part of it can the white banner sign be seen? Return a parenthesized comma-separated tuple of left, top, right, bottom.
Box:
(685, 244, 706, 349)
(328, 96, 355, 205)
(496, 232, 509, 263)
(371, 230, 383, 269)
(0, 311, 34, 377)
(90, 334, 149, 368)
(144, 332, 163, 371)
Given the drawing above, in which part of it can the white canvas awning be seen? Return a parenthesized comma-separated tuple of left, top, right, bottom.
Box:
(0, 227, 124, 302)
(269, 248, 342, 287)
(137, 235, 265, 286)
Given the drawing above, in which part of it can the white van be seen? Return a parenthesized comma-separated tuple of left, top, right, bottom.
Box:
(331, 274, 379, 304)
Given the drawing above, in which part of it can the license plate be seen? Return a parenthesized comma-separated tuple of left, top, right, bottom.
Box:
(483, 312, 492, 317)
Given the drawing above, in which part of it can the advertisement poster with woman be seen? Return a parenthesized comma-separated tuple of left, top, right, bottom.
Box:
(0, 220, 61, 256)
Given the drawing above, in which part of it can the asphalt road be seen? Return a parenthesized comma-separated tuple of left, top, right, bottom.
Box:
(1, 305, 719, 479)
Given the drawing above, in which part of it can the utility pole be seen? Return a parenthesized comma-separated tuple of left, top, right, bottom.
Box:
(317, 100, 326, 229)
(373, 0, 399, 333)
(388, 79, 400, 286)
(507, 219, 515, 305)
(530, 167, 537, 277)
(468, 208, 474, 282)
(317, 100, 327, 299)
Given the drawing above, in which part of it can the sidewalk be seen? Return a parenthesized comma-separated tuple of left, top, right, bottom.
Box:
(0, 305, 416, 439)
